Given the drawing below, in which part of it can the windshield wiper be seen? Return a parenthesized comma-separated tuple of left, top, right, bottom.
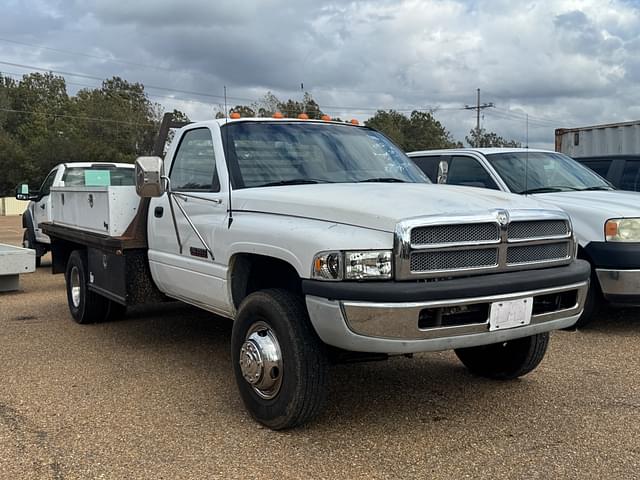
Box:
(519, 186, 580, 194)
(256, 179, 330, 187)
(578, 186, 613, 191)
(359, 177, 407, 183)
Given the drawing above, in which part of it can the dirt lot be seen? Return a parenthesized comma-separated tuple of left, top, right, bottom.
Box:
(0, 215, 639, 479)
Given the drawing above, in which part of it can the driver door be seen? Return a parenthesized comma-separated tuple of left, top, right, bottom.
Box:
(147, 127, 229, 312)
(33, 168, 58, 243)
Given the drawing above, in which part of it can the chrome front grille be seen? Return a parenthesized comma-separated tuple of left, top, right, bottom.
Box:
(411, 223, 499, 246)
(508, 220, 569, 240)
(506, 242, 571, 265)
(395, 210, 574, 280)
(410, 248, 499, 272)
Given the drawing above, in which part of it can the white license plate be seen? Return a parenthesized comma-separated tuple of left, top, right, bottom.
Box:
(489, 297, 533, 331)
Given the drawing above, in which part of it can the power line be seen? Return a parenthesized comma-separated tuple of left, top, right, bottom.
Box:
(0, 107, 152, 126)
(0, 64, 468, 115)
(0, 37, 175, 72)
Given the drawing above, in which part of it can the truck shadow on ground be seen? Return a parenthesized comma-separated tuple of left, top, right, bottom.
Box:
(98, 301, 638, 431)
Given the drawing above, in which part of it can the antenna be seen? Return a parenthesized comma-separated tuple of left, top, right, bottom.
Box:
(224, 86, 233, 228)
(524, 113, 529, 196)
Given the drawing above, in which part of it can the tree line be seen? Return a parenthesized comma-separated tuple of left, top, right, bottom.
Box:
(0, 72, 519, 196)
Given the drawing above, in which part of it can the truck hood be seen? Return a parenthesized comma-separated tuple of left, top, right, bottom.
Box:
(233, 183, 559, 232)
(533, 190, 640, 243)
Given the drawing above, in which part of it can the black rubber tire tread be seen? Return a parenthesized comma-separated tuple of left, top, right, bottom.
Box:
(454, 332, 549, 380)
(23, 230, 41, 267)
(231, 288, 329, 430)
(65, 250, 110, 324)
(572, 270, 601, 329)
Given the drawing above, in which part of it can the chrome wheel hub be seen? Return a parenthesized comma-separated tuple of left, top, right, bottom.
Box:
(239, 321, 283, 399)
(70, 266, 81, 308)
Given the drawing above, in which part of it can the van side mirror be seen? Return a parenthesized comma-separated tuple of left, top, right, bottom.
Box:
(15, 184, 39, 201)
(135, 156, 166, 198)
(437, 161, 448, 184)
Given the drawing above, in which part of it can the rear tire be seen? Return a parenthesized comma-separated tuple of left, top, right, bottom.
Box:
(454, 333, 549, 380)
(65, 250, 110, 324)
(231, 289, 329, 430)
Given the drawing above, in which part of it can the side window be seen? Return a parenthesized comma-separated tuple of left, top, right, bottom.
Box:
(620, 160, 640, 192)
(39, 169, 58, 196)
(580, 160, 612, 179)
(170, 128, 219, 191)
(447, 156, 499, 190)
(410, 156, 441, 182)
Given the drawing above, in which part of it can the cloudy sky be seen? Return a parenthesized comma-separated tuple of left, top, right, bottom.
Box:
(1, 0, 640, 148)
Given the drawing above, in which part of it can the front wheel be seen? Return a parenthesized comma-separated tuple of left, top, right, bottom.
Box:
(23, 230, 41, 267)
(454, 333, 549, 380)
(231, 289, 329, 430)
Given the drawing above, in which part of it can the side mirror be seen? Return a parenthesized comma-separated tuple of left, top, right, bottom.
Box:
(437, 161, 448, 184)
(135, 156, 165, 198)
(15, 184, 39, 201)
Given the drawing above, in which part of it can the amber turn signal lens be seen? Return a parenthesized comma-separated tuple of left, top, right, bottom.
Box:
(273, 111, 284, 118)
(350, 119, 359, 125)
(605, 220, 618, 238)
(230, 112, 241, 119)
(298, 113, 309, 119)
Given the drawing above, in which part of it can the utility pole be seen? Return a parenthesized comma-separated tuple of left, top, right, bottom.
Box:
(464, 88, 494, 143)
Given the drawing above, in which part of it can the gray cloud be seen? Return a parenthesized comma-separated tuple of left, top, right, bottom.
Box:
(2, 0, 640, 147)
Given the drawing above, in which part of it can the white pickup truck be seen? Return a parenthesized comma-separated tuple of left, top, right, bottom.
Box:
(16, 162, 135, 266)
(41, 117, 590, 429)
(408, 148, 640, 327)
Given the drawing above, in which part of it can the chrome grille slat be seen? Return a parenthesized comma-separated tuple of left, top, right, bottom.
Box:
(410, 248, 498, 272)
(506, 242, 570, 265)
(396, 210, 575, 280)
(411, 223, 499, 246)
(508, 220, 569, 240)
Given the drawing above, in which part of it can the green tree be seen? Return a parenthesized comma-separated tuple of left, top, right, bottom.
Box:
(466, 128, 521, 147)
(365, 109, 461, 150)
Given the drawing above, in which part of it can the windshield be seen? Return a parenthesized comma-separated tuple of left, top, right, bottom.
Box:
(62, 166, 135, 186)
(486, 152, 611, 194)
(222, 122, 429, 188)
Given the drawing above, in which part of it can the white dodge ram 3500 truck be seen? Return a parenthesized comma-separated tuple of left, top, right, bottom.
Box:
(408, 148, 640, 327)
(42, 117, 590, 429)
(16, 162, 135, 266)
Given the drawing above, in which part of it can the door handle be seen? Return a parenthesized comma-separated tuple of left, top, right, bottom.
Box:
(40, 204, 45, 210)
(154, 206, 164, 218)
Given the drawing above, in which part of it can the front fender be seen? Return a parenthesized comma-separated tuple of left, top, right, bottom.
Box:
(216, 212, 394, 278)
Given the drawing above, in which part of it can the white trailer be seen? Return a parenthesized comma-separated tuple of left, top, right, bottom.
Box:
(555, 120, 640, 157)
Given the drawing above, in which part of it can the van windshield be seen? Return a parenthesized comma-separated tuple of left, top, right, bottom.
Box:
(222, 122, 429, 188)
(486, 152, 612, 194)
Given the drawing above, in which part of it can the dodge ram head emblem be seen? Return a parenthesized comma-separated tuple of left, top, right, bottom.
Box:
(496, 210, 509, 226)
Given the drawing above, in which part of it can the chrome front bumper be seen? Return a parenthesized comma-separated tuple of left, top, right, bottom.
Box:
(596, 268, 640, 303)
(306, 281, 588, 354)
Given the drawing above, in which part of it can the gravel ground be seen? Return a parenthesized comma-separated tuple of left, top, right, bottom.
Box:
(1, 215, 639, 479)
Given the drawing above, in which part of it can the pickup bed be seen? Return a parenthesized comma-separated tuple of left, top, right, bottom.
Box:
(16, 162, 135, 266)
(42, 117, 590, 429)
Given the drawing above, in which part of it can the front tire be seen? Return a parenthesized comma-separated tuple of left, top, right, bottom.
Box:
(231, 289, 329, 430)
(65, 250, 110, 324)
(23, 230, 41, 267)
(572, 270, 600, 329)
(454, 333, 549, 380)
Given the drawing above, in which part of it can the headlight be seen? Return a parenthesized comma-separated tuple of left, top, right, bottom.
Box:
(605, 218, 640, 242)
(312, 250, 393, 280)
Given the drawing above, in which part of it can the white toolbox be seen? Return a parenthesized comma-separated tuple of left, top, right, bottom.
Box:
(50, 186, 139, 237)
